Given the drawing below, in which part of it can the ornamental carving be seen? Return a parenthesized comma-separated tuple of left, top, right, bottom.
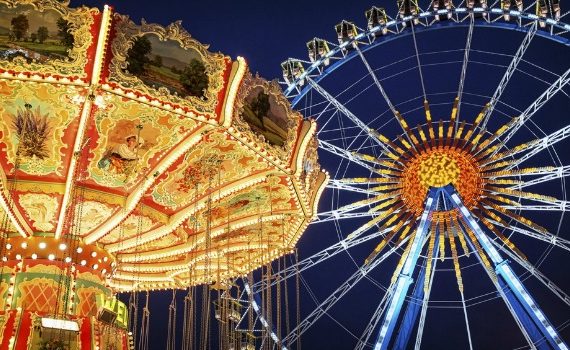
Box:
(0, 0, 97, 78)
(107, 15, 228, 115)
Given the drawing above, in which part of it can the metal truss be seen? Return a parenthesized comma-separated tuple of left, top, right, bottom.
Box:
(505, 124, 570, 170)
(498, 67, 570, 148)
(480, 21, 538, 130)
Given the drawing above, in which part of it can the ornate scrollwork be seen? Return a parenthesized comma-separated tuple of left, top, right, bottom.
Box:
(107, 15, 228, 116)
(0, 0, 97, 78)
(233, 72, 303, 163)
(301, 137, 321, 194)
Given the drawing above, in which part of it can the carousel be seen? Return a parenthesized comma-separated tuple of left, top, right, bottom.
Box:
(0, 0, 327, 349)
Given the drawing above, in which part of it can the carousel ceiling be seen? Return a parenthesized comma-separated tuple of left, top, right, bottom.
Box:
(0, 0, 327, 290)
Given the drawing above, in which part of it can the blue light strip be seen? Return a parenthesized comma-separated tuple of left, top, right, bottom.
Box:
(373, 188, 440, 350)
(392, 232, 436, 350)
(497, 277, 552, 350)
(444, 185, 569, 350)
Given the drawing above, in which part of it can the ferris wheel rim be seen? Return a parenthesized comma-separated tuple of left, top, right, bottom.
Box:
(284, 8, 570, 104)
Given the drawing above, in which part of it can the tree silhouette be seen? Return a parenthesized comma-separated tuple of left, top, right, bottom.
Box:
(10, 15, 29, 41)
(126, 36, 152, 75)
(179, 59, 208, 97)
(37, 26, 49, 44)
(57, 18, 74, 48)
(250, 92, 270, 127)
(152, 54, 162, 67)
(30, 33, 37, 43)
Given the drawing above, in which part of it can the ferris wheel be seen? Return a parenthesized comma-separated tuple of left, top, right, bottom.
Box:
(254, 1, 570, 349)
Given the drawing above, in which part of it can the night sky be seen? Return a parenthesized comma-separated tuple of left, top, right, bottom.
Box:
(68, 0, 570, 349)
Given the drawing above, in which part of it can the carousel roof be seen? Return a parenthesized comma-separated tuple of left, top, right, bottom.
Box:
(0, 0, 327, 290)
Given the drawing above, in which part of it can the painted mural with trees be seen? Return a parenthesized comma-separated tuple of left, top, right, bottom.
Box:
(0, 3, 74, 63)
(124, 33, 209, 98)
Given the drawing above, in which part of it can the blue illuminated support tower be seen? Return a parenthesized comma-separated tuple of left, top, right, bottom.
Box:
(372, 187, 440, 350)
(372, 185, 569, 350)
(444, 185, 569, 350)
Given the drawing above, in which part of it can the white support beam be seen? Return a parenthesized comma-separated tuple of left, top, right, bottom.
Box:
(480, 22, 537, 130)
(495, 67, 570, 149)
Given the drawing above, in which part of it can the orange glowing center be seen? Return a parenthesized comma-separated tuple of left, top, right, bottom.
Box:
(418, 153, 459, 187)
(401, 147, 483, 214)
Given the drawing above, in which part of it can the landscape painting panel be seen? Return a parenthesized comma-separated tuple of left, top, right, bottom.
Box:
(0, 3, 74, 63)
(125, 34, 209, 98)
(241, 86, 289, 146)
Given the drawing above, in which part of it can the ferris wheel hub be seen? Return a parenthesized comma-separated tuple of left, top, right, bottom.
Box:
(401, 145, 483, 215)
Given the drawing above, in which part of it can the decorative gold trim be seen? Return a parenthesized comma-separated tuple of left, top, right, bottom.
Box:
(0, 0, 98, 79)
(106, 15, 228, 116)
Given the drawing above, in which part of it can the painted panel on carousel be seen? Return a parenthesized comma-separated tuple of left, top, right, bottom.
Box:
(150, 131, 270, 211)
(0, 0, 97, 79)
(18, 192, 59, 232)
(207, 177, 296, 227)
(86, 95, 199, 189)
(234, 74, 303, 161)
(99, 213, 161, 244)
(0, 80, 85, 177)
(106, 16, 228, 116)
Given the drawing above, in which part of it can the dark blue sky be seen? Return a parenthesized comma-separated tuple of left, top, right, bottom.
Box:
(68, 0, 570, 349)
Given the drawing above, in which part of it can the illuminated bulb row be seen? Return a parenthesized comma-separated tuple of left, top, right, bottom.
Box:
(5, 262, 22, 309)
(110, 173, 269, 256)
(68, 266, 77, 314)
(120, 212, 285, 263)
(8, 241, 68, 251)
(226, 125, 286, 168)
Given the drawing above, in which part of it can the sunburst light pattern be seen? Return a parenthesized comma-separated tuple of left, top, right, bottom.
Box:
(340, 99, 556, 285)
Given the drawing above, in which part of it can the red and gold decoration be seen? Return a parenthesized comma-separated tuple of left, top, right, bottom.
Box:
(0, 0, 327, 348)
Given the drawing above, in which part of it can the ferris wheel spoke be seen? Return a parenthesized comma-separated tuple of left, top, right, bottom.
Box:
(501, 201, 570, 211)
(353, 46, 397, 116)
(319, 140, 379, 174)
(410, 22, 427, 100)
(313, 210, 379, 224)
(508, 165, 570, 190)
(487, 218, 570, 253)
(494, 66, 570, 150)
(327, 179, 380, 196)
(306, 77, 393, 153)
(252, 223, 400, 292)
(480, 22, 537, 130)
(503, 124, 570, 171)
(354, 286, 395, 350)
(490, 238, 570, 307)
(456, 13, 475, 127)
(282, 236, 411, 345)
(354, 46, 416, 147)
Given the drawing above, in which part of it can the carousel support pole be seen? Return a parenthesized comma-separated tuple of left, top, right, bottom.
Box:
(444, 185, 569, 350)
(373, 187, 440, 350)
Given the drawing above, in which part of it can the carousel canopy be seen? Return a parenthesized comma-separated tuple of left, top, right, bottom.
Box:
(0, 0, 327, 291)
